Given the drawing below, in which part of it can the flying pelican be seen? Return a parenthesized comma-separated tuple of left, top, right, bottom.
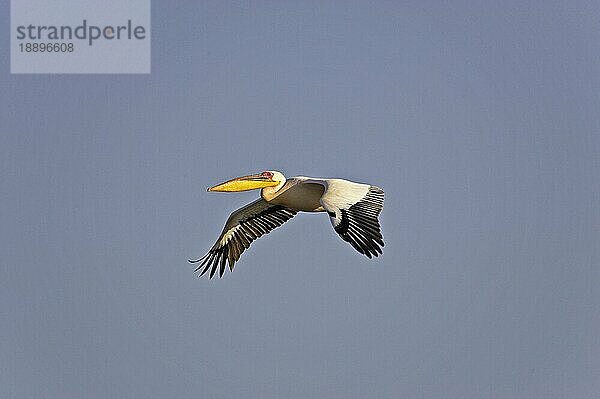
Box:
(190, 170, 385, 278)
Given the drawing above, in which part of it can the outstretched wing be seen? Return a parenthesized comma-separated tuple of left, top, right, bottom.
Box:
(318, 179, 385, 258)
(190, 198, 298, 278)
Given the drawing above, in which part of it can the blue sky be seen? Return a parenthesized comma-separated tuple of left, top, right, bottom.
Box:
(1, 2, 599, 398)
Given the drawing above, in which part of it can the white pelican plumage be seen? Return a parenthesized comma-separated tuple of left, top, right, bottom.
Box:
(190, 170, 385, 278)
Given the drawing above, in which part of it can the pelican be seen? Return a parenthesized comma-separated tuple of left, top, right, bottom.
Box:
(190, 170, 385, 278)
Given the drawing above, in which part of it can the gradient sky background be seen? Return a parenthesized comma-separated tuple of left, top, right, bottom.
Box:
(1, 2, 599, 398)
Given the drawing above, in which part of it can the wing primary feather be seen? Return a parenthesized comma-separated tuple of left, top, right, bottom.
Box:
(209, 256, 219, 278)
(347, 229, 372, 256)
(195, 252, 213, 273)
(219, 253, 227, 278)
(199, 253, 215, 276)
(348, 227, 378, 256)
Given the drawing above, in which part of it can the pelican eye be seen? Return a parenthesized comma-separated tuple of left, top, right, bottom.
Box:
(261, 171, 274, 179)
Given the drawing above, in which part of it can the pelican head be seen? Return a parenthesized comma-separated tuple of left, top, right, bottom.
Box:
(207, 170, 286, 192)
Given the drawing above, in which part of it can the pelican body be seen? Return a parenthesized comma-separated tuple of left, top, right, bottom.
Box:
(191, 170, 385, 278)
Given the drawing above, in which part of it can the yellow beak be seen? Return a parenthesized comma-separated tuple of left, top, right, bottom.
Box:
(207, 174, 280, 192)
